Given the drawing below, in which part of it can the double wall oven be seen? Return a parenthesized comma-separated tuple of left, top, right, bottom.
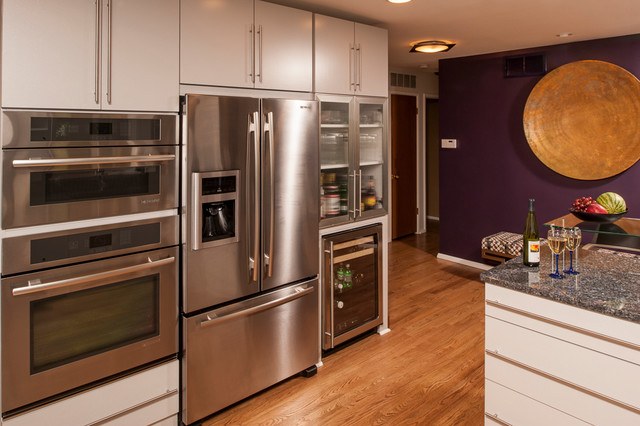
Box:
(0, 111, 179, 416)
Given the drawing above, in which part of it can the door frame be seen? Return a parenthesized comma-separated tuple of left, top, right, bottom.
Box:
(423, 93, 439, 229)
(389, 91, 419, 238)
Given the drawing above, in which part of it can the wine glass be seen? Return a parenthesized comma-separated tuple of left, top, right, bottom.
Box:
(564, 227, 581, 275)
(547, 227, 567, 279)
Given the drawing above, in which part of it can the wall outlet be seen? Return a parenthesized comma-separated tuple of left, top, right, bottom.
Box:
(441, 138, 458, 149)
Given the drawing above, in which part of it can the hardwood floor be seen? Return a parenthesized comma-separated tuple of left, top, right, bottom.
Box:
(204, 225, 486, 425)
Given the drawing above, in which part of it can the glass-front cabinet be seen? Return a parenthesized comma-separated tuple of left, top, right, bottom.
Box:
(319, 95, 387, 227)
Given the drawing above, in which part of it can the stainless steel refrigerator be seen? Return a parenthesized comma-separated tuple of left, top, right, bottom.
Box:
(181, 94, 319, 425)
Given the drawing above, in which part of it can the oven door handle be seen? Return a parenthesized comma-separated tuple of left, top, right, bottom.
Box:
(12, 256, 175, 296)
(12, 154, 176, 168)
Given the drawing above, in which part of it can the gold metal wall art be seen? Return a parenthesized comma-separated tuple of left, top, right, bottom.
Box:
(523, 60, 640, 180)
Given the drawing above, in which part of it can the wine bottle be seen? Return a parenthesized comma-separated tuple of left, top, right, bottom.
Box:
(523, 198, 540, 267)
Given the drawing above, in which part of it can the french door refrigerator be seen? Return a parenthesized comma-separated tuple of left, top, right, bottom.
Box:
(181, 94, 319, 424)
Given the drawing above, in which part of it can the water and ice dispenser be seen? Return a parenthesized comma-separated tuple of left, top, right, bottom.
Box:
(192, 170, 239, 250)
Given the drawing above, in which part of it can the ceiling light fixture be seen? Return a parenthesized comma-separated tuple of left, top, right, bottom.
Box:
(387, 0, 412, 3)
(410, 40, 456, 53)
(556, 32, 574, 38)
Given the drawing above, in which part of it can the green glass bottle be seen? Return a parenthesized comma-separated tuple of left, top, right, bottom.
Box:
(523, 198, 540, 267)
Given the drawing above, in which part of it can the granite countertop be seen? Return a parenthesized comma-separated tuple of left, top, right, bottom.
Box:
(480, 245, 640, 324)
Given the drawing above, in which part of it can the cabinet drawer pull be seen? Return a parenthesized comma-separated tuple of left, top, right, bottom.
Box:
(485, 349, 640, 414)
(486, 299, 640, 351)
(484, 412, 512, 426)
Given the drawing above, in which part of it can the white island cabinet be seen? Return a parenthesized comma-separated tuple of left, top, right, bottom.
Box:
(1, 0, 179, 112)
(484, 283, 640, 425)
(180, 0, 312, 92)
(314, 14, 388, 97)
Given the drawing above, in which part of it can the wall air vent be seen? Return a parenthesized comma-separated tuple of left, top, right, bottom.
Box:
(504, 54, 547, 78)
(390, 72, 417, 88)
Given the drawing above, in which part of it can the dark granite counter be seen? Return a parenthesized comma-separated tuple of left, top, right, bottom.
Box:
(480, 245, 640, 324)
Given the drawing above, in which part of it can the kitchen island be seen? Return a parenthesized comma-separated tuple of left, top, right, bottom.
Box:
(481, 247, 640, 425)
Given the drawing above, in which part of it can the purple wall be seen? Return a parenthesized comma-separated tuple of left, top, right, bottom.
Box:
(439, 34, 640, 263)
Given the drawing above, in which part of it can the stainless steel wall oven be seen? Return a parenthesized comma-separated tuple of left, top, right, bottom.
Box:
(1, 111, 178, 229)
(1, 216, 179, 415)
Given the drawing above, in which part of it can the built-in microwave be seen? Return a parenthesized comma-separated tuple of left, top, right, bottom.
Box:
(1, 111, 178, 229)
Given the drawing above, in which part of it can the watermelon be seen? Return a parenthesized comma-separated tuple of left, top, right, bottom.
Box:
(596, 192, 626, 214)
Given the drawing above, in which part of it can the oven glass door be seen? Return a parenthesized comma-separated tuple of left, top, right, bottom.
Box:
(1, 247, 178, 414)
(2, 146, 178, 229)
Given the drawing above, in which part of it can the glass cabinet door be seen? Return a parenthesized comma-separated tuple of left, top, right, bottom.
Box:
(357, 99, 387, 218)
(320, 98, 352, 225)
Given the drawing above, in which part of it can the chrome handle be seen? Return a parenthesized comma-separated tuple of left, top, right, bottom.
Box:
(484, 413, 512, 426)
(264, 111, 275, 277)
(249, 25, 255, 83)
(329, 241, 335, 348)
(249, 112, 260, 282)
(349, 44, 355, 90)
(94, 0, 100, 104)
(348, 172, 357, 219)
(257, 25, 263, 83)
(199, 285, 314, 328)
(12, 154, 176, 168)
(106, 0, 112, 104)
(357, 170, 362, 217)
(356, 44, 362, 90)
(12, 256, 175, 296)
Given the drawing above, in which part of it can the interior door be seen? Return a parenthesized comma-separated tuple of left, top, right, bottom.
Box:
(391, 94, 417, 239)
(261, 99, 319, 291)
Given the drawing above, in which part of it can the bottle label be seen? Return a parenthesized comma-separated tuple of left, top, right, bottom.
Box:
(527, 240, 540, 263)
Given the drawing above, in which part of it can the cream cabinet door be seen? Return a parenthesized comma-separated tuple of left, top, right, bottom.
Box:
(314, 15, 354, 96)
(254, 1, 312, 92)
(355, 23, 388, 97)
(105, 0, 179, 112)
(180, 0, 253, 88)
(1, 0, 100, 110)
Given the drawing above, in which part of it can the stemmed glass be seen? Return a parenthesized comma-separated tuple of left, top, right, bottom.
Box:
(547, 227, 567, 279)
(564, 227, 581, 275)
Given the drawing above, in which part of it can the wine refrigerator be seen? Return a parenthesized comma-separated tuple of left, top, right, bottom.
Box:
(323, 224, 383, 350)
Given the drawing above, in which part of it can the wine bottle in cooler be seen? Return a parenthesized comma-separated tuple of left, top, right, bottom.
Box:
(523, 198, 540, 267)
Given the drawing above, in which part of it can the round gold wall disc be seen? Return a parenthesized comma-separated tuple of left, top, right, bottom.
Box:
(523, 60, 640, 180)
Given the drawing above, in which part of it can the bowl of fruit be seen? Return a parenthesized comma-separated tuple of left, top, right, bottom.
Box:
(570, 192, 628, 223)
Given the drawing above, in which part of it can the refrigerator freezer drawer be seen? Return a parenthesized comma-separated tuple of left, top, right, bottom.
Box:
(182, 279, 319, 425)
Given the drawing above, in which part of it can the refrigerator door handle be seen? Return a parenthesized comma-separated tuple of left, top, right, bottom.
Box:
(328, 241, 335, 348)
(199, 284, 314, 328)
(264, 111, 275, 278)
(248, 112, 260, 283)
(357, 170, 363, 218)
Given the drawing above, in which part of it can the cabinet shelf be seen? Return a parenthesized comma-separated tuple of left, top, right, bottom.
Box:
(359, 161, 383, 167)
(359, 124, 383, 128)
(321, 123, 349, 128)
(321, 163, 349, 170)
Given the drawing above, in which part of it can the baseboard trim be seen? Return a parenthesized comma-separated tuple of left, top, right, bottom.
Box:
(436, 253, 493, 271)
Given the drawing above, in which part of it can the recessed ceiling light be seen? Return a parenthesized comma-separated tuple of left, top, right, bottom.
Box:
(419, 64, 429, 69)
(410, 40, 456, 53)
(556, 32, 574, 38)
(387, 0, 412, 3)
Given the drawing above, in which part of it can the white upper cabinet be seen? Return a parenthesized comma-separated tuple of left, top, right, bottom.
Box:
(180, 0, 312, 92)
(106, 0, 179, 111)
(1, 0, 179, 111)
(180, 0, 254, 89)
(315, 15, 388, 97)
(2, 0, 99, 110)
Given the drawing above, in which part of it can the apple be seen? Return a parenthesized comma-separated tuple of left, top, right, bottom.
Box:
(585, 202, 608, 214)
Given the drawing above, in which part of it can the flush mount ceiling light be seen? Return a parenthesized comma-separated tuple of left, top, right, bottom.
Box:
(410, 40, 456, 53)
(387, 0, 413, 3)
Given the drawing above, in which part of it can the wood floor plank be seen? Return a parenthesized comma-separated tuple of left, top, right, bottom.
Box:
(203, 227, 486, 425)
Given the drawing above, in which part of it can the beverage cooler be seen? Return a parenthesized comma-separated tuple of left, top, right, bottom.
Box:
(322, 224, 383, 350)
(318, 95, 387, 227)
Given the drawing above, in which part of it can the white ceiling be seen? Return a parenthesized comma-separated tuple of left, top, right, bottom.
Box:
(269, 0, 640, 72)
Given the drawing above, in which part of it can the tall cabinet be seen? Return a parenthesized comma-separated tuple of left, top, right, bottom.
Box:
(1, 0, 179, 111)
(180, 0, 312, 92)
